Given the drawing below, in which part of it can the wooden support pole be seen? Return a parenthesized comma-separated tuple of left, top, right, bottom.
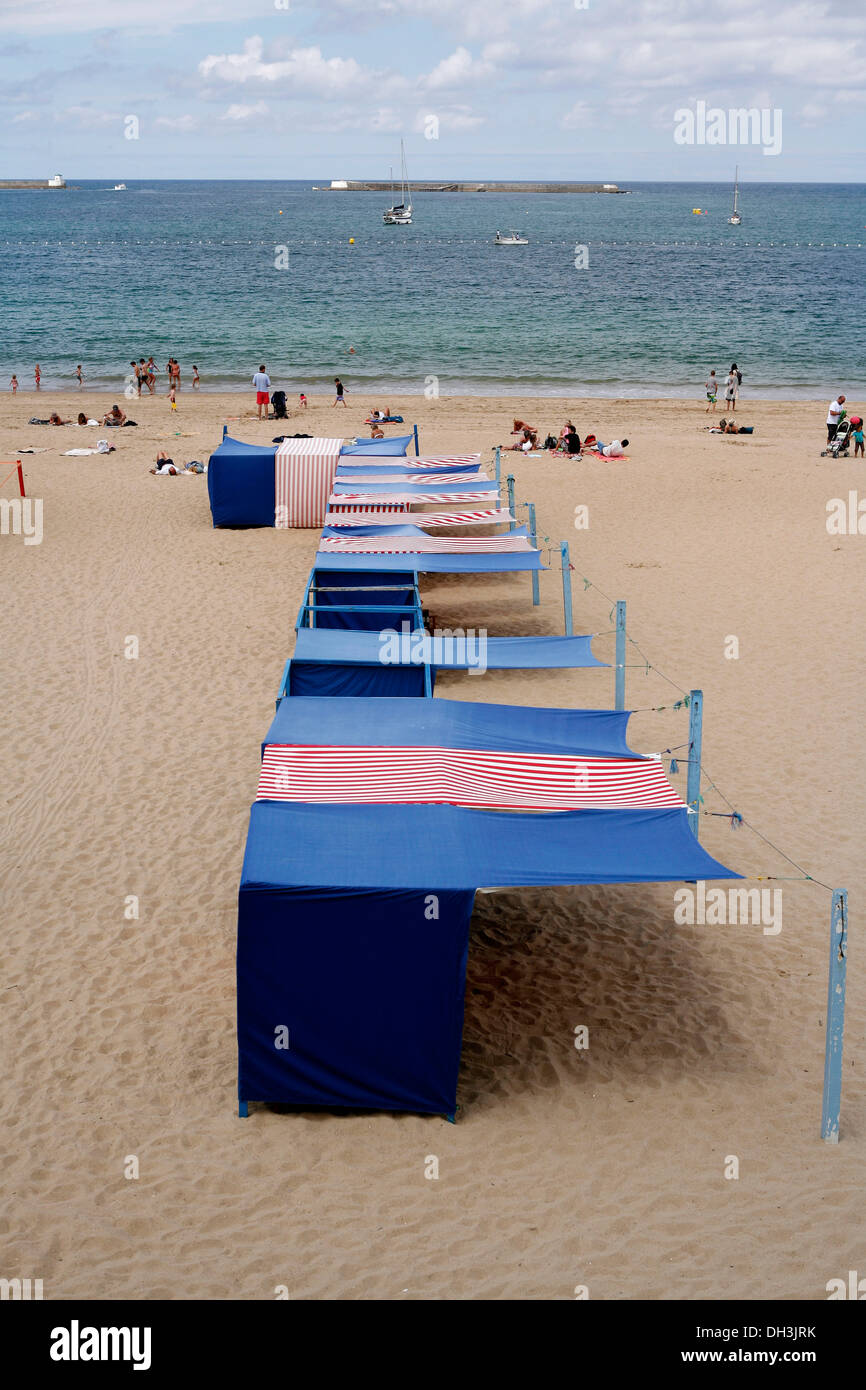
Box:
(615, 600, 626, 710)
(527, 501, 540, 606)
(821, 888, 848, 1142)
(506, 474, 515, 532)
(560, 541, 573, 635)
(686, 690, 703, 837)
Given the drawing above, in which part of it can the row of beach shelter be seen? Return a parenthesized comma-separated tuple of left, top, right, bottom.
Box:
(206, 429, 737, 1119)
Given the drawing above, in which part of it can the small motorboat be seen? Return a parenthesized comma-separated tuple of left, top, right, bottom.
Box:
(113, 183, 127, 191)
(494, 230, 529, 245)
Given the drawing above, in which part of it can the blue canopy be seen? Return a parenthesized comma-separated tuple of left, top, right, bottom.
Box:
(238, 801, 738, 1113)
(315, 550, 546, 573)
(331, 478, 497, 494)
(340, 435, 413, 455)
(291, 628, 604, 671)
(264, 696, 637, 757)
(207, 436, 276, 528)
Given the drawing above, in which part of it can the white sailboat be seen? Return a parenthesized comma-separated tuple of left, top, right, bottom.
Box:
(383, 142, 412, 225)
(728, 167, 741, 225)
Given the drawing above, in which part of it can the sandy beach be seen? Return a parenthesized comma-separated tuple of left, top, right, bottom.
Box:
(1, 386, 863, 1301)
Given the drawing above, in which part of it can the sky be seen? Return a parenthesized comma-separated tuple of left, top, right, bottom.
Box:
(0, 0, 864, 182)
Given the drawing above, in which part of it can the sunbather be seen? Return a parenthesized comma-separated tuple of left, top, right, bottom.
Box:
(102, 404, 127, 426)
(49, 412, 72, 425)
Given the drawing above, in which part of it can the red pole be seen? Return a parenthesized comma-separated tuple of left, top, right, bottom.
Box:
(17, 461, 25, 497)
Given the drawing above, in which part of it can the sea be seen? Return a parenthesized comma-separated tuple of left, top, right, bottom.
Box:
(1, 180, 864, 398)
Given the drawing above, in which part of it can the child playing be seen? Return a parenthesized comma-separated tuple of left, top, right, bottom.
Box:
(192, 366, 200, 389)
(299, 393, 307, 409)
(169, 385, 177, 411)
(852, 416, 864, 458)
(10, 375, 18, 393)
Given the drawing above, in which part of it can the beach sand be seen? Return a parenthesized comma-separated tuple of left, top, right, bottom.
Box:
(1, 387, 863, 1300)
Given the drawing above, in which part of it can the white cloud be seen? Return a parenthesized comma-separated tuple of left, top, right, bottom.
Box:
(154, 114, 200, 131)
(199, 36, 389, 102)
(422, 46, 492, 91)
(12, 110, 38, 124)
(221, 102, 270, 122)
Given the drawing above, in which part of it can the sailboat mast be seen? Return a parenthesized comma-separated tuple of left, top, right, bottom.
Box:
(733, 166, 738, 213)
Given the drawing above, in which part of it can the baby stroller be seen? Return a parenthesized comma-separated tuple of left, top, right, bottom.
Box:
(821, 417, 851, 458)
(271, 390, 288, 421)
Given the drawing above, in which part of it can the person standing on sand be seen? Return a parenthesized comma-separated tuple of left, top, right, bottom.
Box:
(192, 365, 200, 389)
(724, 369, 738, 413)
(130, 360, 142, 396)
(252, 364, 271, 420)
(705, 370, 719, 413)
(169, 385, 177, 412)
(139, 358, 154, 395)
(333, 377, 347, 407)
(826, 394, 846, 443)
(34, 364, 41, 390)
(10, 374, 18, 393)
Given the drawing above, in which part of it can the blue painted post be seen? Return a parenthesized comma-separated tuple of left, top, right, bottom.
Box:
(222, 423, 227, 439)
(506, 474, 515, 531)
(413, 423, 420, 456)
(560, 541, 573, 635)
(527, 502, 540, 606)
(686, 689, 703, 837)
(495, 445, 501, 489)
(239, 1100, 248, 1118)
(615, 600, 626, 711)
(821, 889, 848, 1142)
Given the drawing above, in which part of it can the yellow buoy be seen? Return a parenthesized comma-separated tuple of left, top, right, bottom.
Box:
(349, 237, 355, 244)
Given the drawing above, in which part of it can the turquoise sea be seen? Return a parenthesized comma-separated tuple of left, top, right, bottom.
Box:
(1, 180, 864, 397)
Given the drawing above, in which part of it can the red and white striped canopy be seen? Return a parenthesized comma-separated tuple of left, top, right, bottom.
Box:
(329, 491, 498, 505)
(257, 744, 685, 811)
(339, 454, 481, 469)
(318, 533, 537, 553)
(334, 473, 493, 486)
(275, 438, 343, 528)
(323, 508, 513, 528)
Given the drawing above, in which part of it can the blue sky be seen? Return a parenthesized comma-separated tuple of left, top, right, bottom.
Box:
(1, 0, 864, 181)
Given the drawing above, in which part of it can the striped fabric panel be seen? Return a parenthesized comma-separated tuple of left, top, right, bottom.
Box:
(329, 492, 498, 504)
(257, 744, 685, 811)
(318, 533, 536, 553)
(275, 438, 343, 528)
(334, 473, 493, 486)
(323, 508, 513, 528)
(342, 454, 481, 469)
(327, 503, 407, 514)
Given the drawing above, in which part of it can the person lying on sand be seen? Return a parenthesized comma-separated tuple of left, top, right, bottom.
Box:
(150, 451, 204, 475)
(102, 404, 127, 426)
(49, 412, 72, 425)
(708, 419, 752, 434)
(370, 423, 384, 439)
(588, 437, 629, 457)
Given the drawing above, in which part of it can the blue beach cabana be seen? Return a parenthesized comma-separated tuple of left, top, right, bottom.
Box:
(237, 697, 740, 1117)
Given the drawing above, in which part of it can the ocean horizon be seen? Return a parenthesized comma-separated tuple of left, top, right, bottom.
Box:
(2, 179, 864, 399)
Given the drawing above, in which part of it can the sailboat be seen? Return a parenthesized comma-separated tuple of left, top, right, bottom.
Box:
(728, 167, 741, 225)
(383, 142, 412, 225)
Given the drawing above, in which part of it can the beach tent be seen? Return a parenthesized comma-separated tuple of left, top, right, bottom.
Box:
(278, 627, 606, 698)
(238, 698, 740, 1115)
(208, 435, 343, 528)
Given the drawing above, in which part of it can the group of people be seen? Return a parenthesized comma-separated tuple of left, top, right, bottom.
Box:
(826, 394, 864, 456)
(10, 364, 51, 392)
(705, 364, 743, 413)
(129, 358, 200, 395)
(509, 419, 629, 458)
(45, 405, 133, 427)
(251, 365, 346, 419)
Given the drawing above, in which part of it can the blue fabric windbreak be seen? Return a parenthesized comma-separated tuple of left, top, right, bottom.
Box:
(340, 435, 412, 455)
(241, 800, 740, 890)
(306, 571, 419, 632)
(237, 885, 473, 1113)
(315, 550, 545, 573)
(287, 660, 427, 698)
(207, 437, 276, 528)
(292, 629, 604, 670)
(321, 523, 429, 539)
(263, 695, 638, 758)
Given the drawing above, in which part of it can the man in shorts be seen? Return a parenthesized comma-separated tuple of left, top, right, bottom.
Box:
(253, 364, 272, 420)
(826, 394, 846, 444)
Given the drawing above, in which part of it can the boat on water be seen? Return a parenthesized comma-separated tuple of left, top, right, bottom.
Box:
(728, 168, 741, 225)
(113, 183, 127, 191)
(494, 230, 529, 245)
(383, 142, 412, 224)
